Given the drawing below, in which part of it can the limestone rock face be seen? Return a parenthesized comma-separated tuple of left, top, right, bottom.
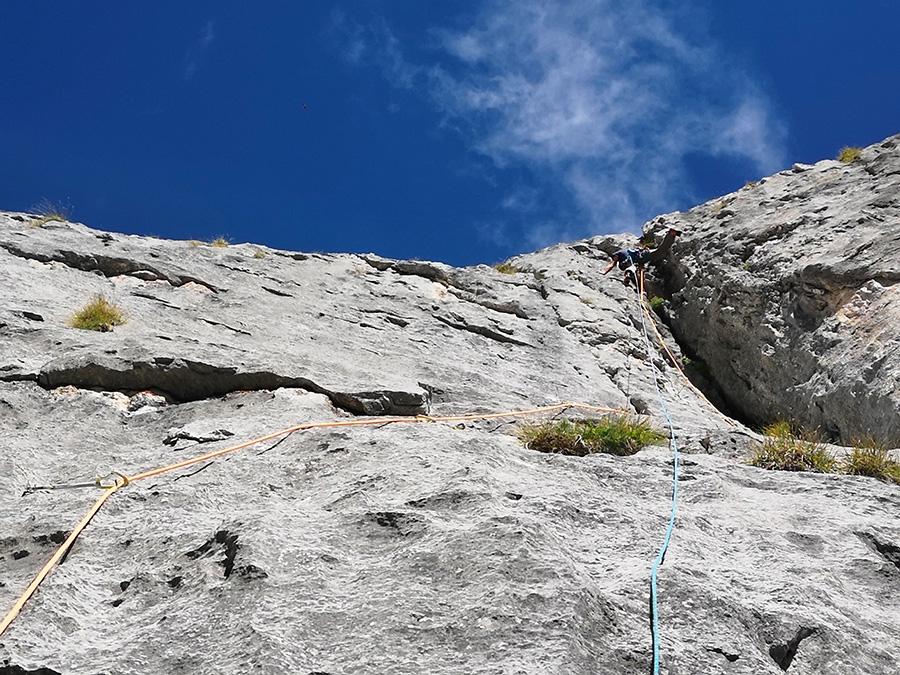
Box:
(1, 136, 899, 675)
(649, 133, 900, 444)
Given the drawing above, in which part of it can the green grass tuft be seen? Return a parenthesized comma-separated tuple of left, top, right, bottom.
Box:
(837, 146, 862, 163)
(750, 425, 900, 483)
(748, 421, 835, 473)
(648, 296, 665, 310)
(30, 198, 73, 227)
(493, 262, 518, 274)
(209, 237, 230, 248)
(69, 295, 127, 332)
(763, 420, 792, 438)
(519, 415, 666, 457)
(842, 438, 900, 484)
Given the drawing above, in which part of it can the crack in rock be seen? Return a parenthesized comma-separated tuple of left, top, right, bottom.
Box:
(36, 354, 428, 415)
(360, 254, 450, 283)
(0, 241, 220, 293)
(447, 286, 532, 319)
(0, 666, 62, 675)
(185, 529, 240, 578)
(262, 286, 293, 298)
(769, 626, 816, 671)
(704, 645, 739, 662)
(362, 511, 426, 538)
(163, 427, 235, 449)
(199, 317, 252, 336)
(434, 312, 532, 347)
(857, 531, 900, 572)
(131, 291, 183, 310)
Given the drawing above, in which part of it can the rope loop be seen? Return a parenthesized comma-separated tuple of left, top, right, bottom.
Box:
(96, 472, 130, 489)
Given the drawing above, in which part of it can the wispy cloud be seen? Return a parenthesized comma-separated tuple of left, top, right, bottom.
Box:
(329, 10, 419, 90)
(333, 1, 786, 244)
(184, 20, 216, 81)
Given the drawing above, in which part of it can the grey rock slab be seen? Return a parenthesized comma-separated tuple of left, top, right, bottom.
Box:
(1, 383, 897, 674)
(3, 134, 900, 675)
(0, 213, 650, 419)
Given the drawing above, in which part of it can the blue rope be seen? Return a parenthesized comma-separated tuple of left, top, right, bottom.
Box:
(633, 269, 679, 675)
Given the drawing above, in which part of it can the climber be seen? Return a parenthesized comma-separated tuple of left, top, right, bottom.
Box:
(602, 228, 681, 286)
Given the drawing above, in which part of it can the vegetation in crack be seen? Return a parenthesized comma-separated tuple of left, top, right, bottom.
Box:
(29, 198, 73, 227)
(492, 262, 518, 274)
(837, 146, 862, 163)
(749, 422, 900, 482)
(748, 421, 835, 473)
(68, 295, 127, 332)
(843, 438, 900, 483)
(519, 415, 666, 457)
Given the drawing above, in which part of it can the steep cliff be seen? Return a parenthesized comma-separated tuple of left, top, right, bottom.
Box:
(648, 134, 900, 444)
(1, 135, 898, 675)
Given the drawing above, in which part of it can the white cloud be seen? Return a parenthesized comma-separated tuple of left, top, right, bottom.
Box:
(712, 94, 786, 174)
(429, 0, 786, 237)
(184, 20, 216, 80)
(334, 1, 786, 243)
(200, 21, 215, 48)
(330, 10, 421, 89)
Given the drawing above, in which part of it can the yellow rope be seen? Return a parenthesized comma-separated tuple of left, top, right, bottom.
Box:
(1, 287, 733, 639)
(0, 480, 125, 636)
(1, 401, 624, 636)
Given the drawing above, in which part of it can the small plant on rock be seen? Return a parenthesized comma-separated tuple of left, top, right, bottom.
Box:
(252, 250, 267, 259)
(842, 437, 900, 484)
(519, 415, 666, 457)
(69, 295, 127, 332)
(680, 354, 710, 378)
(30, 198, 73, 227)
(711, 198, 733, 215)
(837, 146, 862, 163)
(748, 420, 835, 473)
(648, 296, 665, 310)
(493, 262, 518, 274)
(210, 237, 230, 248)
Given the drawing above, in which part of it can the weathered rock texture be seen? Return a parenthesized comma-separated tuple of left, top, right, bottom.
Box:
(1, 134, 899, 675)
(642, 135, 900, 444)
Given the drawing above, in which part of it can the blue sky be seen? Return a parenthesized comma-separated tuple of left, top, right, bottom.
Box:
(2, 2, 898, 266)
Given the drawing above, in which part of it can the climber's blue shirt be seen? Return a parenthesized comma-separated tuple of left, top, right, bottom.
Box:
(613, 248, 650, 266)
